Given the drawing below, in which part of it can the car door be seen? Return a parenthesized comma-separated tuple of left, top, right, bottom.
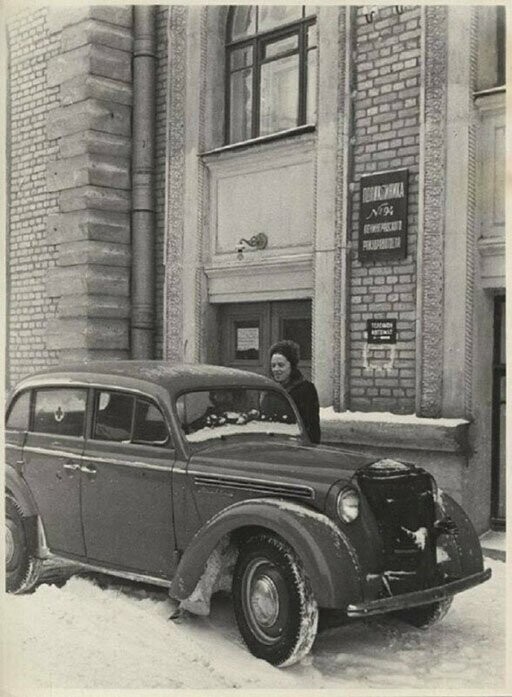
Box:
(80, 389, 177, 579)
(21, 386, 87, 557)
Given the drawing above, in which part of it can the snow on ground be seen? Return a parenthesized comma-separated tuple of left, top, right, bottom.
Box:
(0, 557, 508, 692)
(320, 406, 469, 427)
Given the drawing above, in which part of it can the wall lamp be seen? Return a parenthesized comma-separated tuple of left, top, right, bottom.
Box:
(236, 232, 268, 260)
(363, 6, 404, 23)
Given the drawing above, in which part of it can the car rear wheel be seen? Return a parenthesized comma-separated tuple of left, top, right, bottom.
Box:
(5, 497, 42, 594)
(394, 598, 453, 628)
(232, 534, 318, 667)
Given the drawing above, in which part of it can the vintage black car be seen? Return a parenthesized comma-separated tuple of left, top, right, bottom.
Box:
(5, 362, 491, 666)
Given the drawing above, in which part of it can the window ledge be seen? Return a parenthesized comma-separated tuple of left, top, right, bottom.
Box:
(200, 124, 316, 158)
(473, 85, 506, 99)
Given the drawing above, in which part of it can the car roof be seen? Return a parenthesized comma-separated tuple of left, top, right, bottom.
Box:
(12, 361, 279, 398)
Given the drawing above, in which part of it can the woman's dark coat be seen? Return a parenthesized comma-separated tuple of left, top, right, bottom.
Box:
(286, 372, 321, 444)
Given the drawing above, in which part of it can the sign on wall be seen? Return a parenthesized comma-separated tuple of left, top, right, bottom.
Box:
(358, 168, 409, 262)
(367, 319, 397, 345)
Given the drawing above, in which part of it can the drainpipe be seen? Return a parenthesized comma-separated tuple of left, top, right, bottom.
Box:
(131, 6, 156, 358)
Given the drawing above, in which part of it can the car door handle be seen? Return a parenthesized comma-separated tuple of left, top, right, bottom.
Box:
(81, 464, 97, 477)
(63, 462, 81, 472)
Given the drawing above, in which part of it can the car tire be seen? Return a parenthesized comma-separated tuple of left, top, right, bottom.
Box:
(232, 534, 318, 667)
(5, 496, 42, 594)
(394, 598, 453, 628)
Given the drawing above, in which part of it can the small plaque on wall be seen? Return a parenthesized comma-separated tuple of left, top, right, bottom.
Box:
(367, 319, 397, 344)
(359, 168, 408, 262)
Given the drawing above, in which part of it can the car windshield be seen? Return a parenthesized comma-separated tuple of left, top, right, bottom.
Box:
(176, 388, 303, 444)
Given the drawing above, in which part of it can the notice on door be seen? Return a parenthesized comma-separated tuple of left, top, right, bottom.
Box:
(236, 326, 259, 352)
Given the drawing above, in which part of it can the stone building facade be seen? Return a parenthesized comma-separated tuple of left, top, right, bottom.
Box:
(5, 5, 506, 533)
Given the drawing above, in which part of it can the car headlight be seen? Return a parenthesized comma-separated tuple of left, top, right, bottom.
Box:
(336, 488, 360, 523)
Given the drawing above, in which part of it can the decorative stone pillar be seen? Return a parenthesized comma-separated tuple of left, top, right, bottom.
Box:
(45, 6, 133, 361)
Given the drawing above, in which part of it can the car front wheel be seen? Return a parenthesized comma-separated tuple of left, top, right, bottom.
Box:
(232, 534, 319, 667)
(5, 496, 42, 594)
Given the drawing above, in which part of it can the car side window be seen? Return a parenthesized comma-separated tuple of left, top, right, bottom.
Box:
(93, 391, 134, 442)
(132, 399, 171, 447)
(6, 391, 31, 431)
(33, 388, 87, 437)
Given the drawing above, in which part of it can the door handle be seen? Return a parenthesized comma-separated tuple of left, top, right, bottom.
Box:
(81, 464, 97, 477)
(63, 462, 81, 472)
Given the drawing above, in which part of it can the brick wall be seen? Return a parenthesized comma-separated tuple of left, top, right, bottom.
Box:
(154, 6, 169, 359)
(7, 8, 61, 388)
(348, 6, 421, 413)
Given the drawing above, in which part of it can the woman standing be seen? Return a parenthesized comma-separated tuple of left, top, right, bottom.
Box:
(268, 340, 321, 444)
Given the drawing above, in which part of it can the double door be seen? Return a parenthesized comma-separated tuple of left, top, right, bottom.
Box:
(219, 300, 312, 379)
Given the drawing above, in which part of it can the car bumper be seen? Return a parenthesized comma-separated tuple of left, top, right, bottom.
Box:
(346, 568, 492, 617)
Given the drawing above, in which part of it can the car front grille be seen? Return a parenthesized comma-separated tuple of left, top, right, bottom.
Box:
(355, 460, 439, 593)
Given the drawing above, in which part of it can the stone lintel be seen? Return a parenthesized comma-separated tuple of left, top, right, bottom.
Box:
(57, 240, 131, 267)
(58, 294, 131, 319)
(47, 318, 129, 350)
(47, 265, 129, 298)
(48, 44, 132, 88)
(60, 75, 132, 108)
(47, 210, 130, 245)
(47, 153, 130, 192)
(47, 99, 131, 140)
(61, 19, 133, 53)
(47, 6, 133, 35)
(59, 185, 131, 213)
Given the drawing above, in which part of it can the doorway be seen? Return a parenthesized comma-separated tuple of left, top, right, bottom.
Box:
(491, 295, 506, 529)
(219, 300, 312, 379)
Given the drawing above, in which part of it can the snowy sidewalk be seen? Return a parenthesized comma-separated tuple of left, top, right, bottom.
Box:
(1, 557, 508, 692)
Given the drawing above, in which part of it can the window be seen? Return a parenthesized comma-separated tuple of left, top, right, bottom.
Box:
(6, 391, 31, 431)
(33, 388, 87, 437)
(176, 388, 302, 445)
(226, 6, 317, 144)
(93, 390, 170, 447)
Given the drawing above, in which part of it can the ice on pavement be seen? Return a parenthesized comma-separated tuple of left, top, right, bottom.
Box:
(0, 557, 507, 691)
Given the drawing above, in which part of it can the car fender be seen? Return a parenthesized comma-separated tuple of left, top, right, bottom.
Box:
(169, 498, 364, 609)
(437, 491, 484, 575)
(5, 463, 39, 517)
(5, 464, 41, 555)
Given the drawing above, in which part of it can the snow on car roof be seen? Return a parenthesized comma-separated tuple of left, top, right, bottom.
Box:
(13, 361, 277, 397)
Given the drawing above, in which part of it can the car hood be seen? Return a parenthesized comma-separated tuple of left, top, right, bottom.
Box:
(188, 439, 377, 508)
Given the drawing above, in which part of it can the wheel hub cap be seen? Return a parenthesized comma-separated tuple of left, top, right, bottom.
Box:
(250, 574, 280, 627)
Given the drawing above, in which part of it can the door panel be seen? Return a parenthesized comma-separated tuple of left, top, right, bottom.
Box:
(22, 432, 85, 556)
(81, 440, 176, 578)
(220, 300, 312, 378)
(21, 386, 87, 557)
(491, 296, 506, 528)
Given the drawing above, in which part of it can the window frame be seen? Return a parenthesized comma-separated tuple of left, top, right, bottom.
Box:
(91, 388, 172, 449)
(225, 7, 317, 144)
(5, 389, 32, 432)
(31, 386, 88, 439)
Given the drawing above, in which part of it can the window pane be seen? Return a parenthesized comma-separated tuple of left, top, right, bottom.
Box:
(133, 399, 170, 446)
(235, 321, 260, 360)
(258, 6, 302, 33)
(306, 47, 317, 124)
(281, 318, 312, 360)
(33, 388, 86, 437)
(260, 53, 299, 135)
(230, 68, 253, 142)
(176, 389, 302, 444)
(264, 34, 298, 60)
(231, 45, 252, 70)
(94, 391, 133, 442)
(6, 391, 30, 431)
(231, 6, 256, 41)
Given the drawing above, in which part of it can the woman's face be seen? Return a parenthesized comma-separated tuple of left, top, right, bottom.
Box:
(271, 353, 292, 383)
